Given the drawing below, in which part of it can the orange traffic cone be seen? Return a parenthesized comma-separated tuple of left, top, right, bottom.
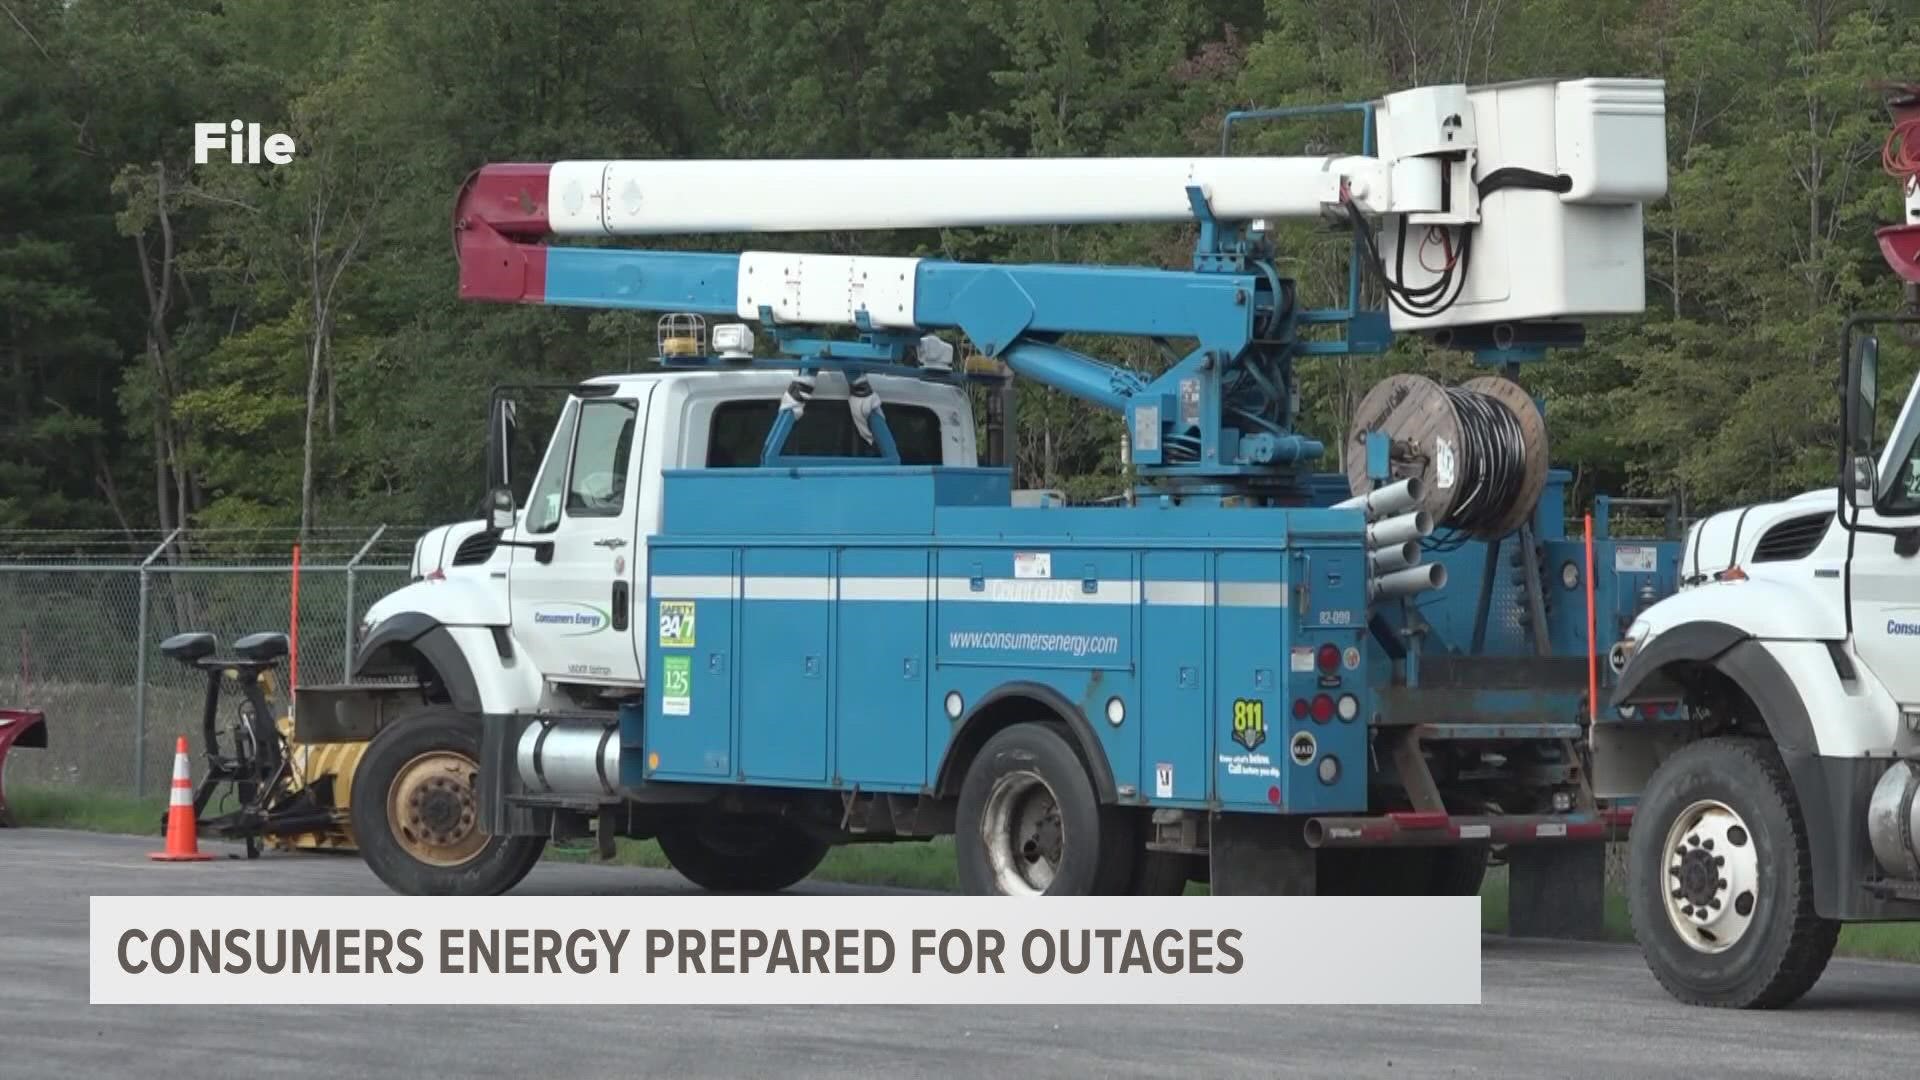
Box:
(149, 736, 212, 862)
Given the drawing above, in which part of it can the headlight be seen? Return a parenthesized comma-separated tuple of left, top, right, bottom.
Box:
(1609, 619, 1652, 674)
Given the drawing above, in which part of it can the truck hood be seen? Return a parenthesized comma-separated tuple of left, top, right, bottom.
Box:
(409, 519, 492, 580)
(1612, 488, 1847, 677)
(1679, 489, 1839, 586)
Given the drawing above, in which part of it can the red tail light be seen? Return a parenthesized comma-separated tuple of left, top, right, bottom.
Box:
(1316, 643, 1340, 673)
(1311, 694, 1334, 723)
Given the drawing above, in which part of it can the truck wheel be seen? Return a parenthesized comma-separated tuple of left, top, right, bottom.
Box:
(349, 707, 546, 896)
(655, 814, 829, 891)
(1628, 737, 1840, 1009)
(955, 722, 1129, 895)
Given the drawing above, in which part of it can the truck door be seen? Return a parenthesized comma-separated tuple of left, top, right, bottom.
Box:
(1848, 337, 1920, 706)
(509, 386, 654, 686)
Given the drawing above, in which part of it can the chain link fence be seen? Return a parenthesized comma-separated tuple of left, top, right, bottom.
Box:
(1, 525, 1638, 891)
(0, 527, 419, 796)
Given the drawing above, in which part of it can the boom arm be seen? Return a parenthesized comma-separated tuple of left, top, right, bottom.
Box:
(453, 78, 1666, 499)
(479, 155, 1393, 238)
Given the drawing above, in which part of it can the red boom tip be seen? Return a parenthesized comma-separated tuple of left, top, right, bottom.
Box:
(454, 163, 554, 304)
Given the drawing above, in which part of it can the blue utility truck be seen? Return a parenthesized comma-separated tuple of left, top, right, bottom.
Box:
(299, 77, 1684, 922)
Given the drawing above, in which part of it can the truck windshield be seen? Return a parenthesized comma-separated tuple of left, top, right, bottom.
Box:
(706, 399, 943, 467)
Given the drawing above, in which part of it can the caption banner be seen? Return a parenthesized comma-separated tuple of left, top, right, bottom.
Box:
(91, 894, 1480, 1005)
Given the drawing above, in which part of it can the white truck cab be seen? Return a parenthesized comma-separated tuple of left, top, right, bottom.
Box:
(1606, 326, 1920, 1009)
(358, 366, 979, 717)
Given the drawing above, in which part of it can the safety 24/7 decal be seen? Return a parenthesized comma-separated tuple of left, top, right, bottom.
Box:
(1231, 698, 1266, 751)
(658, 600, 696, 648)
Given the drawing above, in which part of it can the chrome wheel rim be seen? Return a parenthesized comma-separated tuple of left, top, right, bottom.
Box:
(980, 770, 1064, 895)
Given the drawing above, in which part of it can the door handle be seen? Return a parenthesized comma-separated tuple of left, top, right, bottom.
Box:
(594, 537, 629, 551)
(611, 580, 630, 631)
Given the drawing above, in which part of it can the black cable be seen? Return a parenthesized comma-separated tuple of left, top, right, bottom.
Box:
(1420, 526, 1474, 554)
(1344, 200, 1473, 319)
(1438, 385, 1529, 535)
(1477, 167, 1572, 198)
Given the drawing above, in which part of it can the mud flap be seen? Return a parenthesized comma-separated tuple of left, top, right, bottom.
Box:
(1507, 842, 1607, 940)
(478, 713, 545, 837)
(1209, 814, 1316, 895)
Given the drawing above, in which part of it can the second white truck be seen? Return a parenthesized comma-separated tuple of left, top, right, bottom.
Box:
(1608, 321, 1920, 1007)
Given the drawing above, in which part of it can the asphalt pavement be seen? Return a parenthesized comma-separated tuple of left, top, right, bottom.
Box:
(2, 828, 1915, 1079)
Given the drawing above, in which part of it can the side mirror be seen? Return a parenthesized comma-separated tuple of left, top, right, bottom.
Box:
(488, 487, 515, 533)
(486, 395, 518, 493)
(1853, 455, 1878, 510)
(1848, 333, 1880, 457)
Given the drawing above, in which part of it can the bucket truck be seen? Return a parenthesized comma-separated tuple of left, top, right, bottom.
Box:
(291, 77, 1681, 923)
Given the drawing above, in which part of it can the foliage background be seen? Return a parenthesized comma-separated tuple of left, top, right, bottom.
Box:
(6, 0, 1920, 532)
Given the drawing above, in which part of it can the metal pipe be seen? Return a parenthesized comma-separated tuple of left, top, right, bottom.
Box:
(1369, 562, 1447, 601)
(132, 571, 149, 797)
(1365, 509, 1433, 548)
(1369, 540, 1420, 575)
(131, 526, 182, 797)
(1332, 477, 1425, 519)
(343, 524, 388, 681)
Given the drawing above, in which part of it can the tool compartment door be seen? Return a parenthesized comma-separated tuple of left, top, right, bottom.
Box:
(833, 549, 929, 790)
(645, 546, 735, 780)
(739, 548, 831, 783)
(1141, 552, 1209, 805)
(1211, 552, 1287, 809)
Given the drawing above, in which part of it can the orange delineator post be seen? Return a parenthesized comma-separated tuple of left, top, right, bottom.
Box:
(1584, 514, 1598, 729)
(149, 735, 212, 862)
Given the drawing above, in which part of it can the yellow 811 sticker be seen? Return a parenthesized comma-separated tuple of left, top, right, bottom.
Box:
(1231, 698, 1266, 751)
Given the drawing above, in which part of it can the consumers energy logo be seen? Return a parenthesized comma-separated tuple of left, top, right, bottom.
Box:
(533, 603, 612, 637)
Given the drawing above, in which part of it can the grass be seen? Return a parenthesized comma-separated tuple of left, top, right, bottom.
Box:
(1833, 922, 1920, 962)
(549, 835, 964, 892)
(15, 786, 1920, 963)
(6, 785, 165, 835)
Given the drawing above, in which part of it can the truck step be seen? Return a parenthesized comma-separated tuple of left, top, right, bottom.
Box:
(1303, 808, 1632, 848)
(1865, 877, 1920, 902)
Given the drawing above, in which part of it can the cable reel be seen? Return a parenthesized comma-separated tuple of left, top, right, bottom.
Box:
(1344, 373, 1549, 539)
